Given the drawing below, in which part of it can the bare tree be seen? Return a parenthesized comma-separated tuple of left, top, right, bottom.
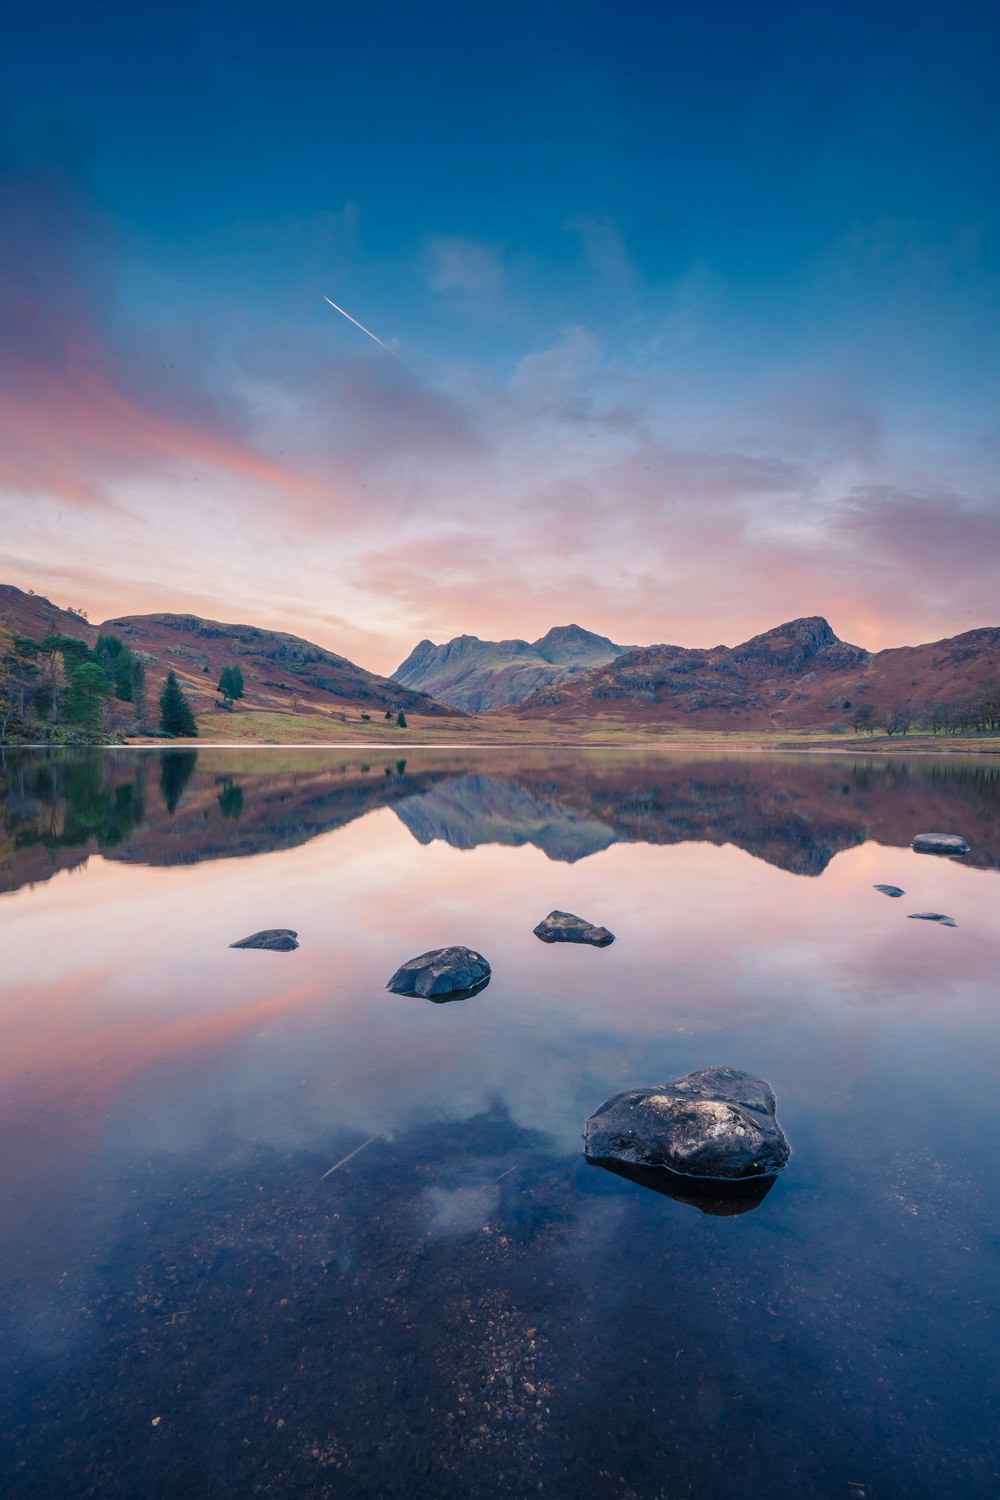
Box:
(850, 703, 878, 735)
(880, 704, 913, 737)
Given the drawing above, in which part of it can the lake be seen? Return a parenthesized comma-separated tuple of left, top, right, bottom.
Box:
(1, 747, 998, 1499)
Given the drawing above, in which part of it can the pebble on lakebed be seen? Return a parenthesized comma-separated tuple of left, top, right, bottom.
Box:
(230, 929, 299, 951)
(532, 910, 615, 946)
(907, 912, 957, 927)
(386, 945, 491, 1001)
(584, 1066, 790, 1182)
(911, 832, 970, 855)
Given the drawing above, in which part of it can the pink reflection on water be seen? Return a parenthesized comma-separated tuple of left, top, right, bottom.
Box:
(0, 783, 998, 1291)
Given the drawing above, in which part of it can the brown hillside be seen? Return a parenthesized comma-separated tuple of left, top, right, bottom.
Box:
(511, 617, 1000, 731)
(100, 612, 465, 724)
(0, 585, 97, 648)
(1, 586, 462, 724)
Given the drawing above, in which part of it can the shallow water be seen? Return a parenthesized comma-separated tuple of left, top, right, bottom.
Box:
(1, 747, 998, 1499)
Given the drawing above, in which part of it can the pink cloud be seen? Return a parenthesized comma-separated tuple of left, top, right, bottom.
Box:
(0, 151, 329, 508)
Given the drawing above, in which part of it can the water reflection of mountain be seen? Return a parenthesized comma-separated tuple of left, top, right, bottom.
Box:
(2, 749, 999, 894)
(394, 774, 617, 862)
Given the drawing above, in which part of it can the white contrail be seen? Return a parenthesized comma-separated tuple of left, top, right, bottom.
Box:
(323, 295, 415, 371)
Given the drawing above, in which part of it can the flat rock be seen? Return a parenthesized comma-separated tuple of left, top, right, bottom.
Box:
(230, 928, 299, 951)
(911, 832, 969, 855)
(874, 884, 905, 897)
(584, 1065, 790, 1182)
(386, 945, 491, 1000)
(533, 910, 615, 946)
(907, 912, 957, 927)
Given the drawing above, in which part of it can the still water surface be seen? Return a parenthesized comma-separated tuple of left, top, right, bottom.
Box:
(1, 748, 999, 1498)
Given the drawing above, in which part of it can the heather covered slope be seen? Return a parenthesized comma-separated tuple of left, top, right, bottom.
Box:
(100, 612, 463, 723)
(0, 586, 462, 730)
(393, 623, 630, 711)
(512, 617, 1000, 732)
(0, 586, 97, 648)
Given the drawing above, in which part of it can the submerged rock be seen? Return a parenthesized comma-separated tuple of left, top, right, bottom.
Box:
(586, 1155, 777, 1216)
(907, 912, 957, 928)
(911, 832, 970, 855)
(230, 928, 299, 951)
(584, 1066, 790, 1182)
(874, 884, 905, 898)
(386, 946, 491, 1000)
(533, 910, 615, 946)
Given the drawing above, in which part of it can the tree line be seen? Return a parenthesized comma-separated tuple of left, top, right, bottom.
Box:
(847, 685, 1000, 737)
(0, 622, 232, 742)
(0, 625, 151, 743)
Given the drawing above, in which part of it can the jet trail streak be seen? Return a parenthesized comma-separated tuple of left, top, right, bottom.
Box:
(323, 295, 415, 371)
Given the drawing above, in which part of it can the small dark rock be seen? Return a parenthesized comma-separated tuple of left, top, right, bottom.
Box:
(533, 910, 615, 946)
(911, 832, 969, 855)
(230, 929, 299, 951)
(584, 1066, 790, 1182)
(874, 884, 905, 898)
(386, 946, 491, 1000)
(907, 912, 957, 927)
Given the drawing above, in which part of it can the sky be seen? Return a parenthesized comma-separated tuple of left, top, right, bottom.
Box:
(1, 0, 998, 674)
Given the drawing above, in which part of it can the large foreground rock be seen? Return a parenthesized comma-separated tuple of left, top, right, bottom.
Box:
(533, 910, 615, 946)
(911, 832, 969, 855)
(230, 929, 299, 951)
(386, 946, 491, 1000)
(584, 1066, 790, 1182)
(587, 1156, 777, 1216)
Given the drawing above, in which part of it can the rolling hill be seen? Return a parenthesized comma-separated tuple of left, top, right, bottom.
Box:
(0, 587, 462, 727)
(101, 611, 463, 723)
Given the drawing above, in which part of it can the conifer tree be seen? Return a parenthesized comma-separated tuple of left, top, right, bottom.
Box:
(67, 661, 111, 732)
(159, 670, 198, 737)
(130, 658, 147, 726)
(396, 709, 408, 729)
(217, 664, 245, 704)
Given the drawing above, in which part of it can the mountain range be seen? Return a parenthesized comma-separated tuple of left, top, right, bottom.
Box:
(510, 615, 1000, 731)
(393, 624, 630, 712)
(2, 584, 997, 736)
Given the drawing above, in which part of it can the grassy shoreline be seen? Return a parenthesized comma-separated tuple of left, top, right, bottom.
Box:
(106, 708, 1000, 755)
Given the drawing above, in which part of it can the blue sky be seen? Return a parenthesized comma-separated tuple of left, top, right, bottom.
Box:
(1, 0, 997, 668)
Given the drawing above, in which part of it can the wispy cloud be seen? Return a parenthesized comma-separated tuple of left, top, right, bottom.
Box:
(567, 214, 635, 289)
(425, 235, 506, 312)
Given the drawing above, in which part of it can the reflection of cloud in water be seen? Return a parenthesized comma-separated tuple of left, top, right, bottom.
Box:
(2, 761, 999, 1296)
(423, 1184, 500, 1237)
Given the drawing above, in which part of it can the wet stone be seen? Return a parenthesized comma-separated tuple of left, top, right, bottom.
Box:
(587, 1154, 778, 1216)
(386, 945, 492, 1000)
(874, 884, 905, 897)
(532, 911, 615, 946)
(230, 929, 299, 951)
(911, 832, 970, 855)
(907, 912, 957, 927)
(584, 1065, 790, 1182)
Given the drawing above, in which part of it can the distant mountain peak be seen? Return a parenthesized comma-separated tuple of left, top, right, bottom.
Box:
(392, 623, 629, 711)
(732, 616, 865, 673)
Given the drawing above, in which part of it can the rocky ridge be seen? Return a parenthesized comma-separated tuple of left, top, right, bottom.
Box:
(392, 624, 630, 712)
